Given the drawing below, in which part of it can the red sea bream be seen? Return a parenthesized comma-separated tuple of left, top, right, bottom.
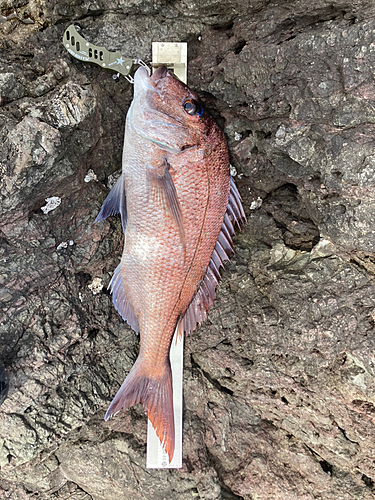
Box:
(96, 65, 245, 462)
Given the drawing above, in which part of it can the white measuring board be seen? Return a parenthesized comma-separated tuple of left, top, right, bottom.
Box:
(146, 331, 184, 468)
(151, 42, 187, 83)
(146, 42, 187, 469)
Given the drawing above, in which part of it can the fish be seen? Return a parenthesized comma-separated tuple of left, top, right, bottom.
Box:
(95, 64, 246, 462)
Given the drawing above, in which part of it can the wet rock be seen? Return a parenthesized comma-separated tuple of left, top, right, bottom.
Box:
(1, 1, 375, 499)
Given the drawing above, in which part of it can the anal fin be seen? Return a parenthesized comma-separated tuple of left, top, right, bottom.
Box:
(95, 174, 127, 233)
(108, 264, 139, 333)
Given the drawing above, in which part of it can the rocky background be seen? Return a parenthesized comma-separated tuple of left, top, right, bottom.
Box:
(1, 0, 375, 498)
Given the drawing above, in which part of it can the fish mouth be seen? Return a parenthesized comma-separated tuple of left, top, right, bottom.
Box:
(135, 65, 171, 89)
(134, 65, 169, 84)
(133, 65, 173, 103)
(150, 65, 168, 83)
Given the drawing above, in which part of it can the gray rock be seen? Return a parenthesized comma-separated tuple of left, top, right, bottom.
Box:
(0, 73, 25, 104)
(1, 1, 375, 499)
(0, 362, 8, 407)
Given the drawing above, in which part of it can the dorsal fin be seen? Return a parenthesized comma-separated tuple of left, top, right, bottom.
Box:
(183, 176, 246, 334)
(229, 176, 246, 223)
(108, 264, 139, 333)
(95, 174, 127, 233)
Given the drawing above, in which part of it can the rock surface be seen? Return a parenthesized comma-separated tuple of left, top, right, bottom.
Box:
(1, 0, 375, 499)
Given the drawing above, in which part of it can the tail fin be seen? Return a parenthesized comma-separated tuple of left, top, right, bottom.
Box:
(105, 358, 175, 462)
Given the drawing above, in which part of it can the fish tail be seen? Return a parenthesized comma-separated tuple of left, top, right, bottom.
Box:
(104, 357, 175, 462)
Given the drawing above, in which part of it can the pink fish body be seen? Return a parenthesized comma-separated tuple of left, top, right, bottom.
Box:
(96, 65, 245, 461)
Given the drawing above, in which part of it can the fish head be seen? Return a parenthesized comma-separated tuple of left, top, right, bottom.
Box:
(129, 65, 219, 155)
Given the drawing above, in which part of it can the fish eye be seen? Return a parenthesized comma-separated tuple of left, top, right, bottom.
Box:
(183, 98, 203, 117)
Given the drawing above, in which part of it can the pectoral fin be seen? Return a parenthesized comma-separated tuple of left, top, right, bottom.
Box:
(95, 174, 127, 233)
(147, 160, 185, 250)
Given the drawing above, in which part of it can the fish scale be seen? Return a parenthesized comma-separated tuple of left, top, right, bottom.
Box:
(96, 65, 245, 461)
